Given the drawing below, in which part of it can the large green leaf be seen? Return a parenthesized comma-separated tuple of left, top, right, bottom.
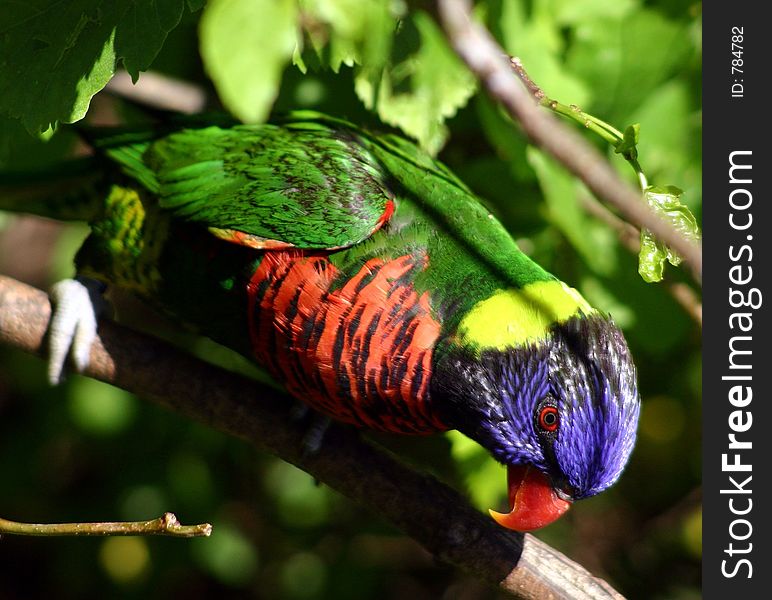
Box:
(629, 81, 701, 208)
(0, 0, 187, 133)
(549, 0, 637, 25)
(0, 114, 74, 169)
(566, 8, 692, 119)
(355, 12, 476, 155)
(498, 0, 590, 107)
(527, 147, 617, 275)
(200, 0, 298, 124)
(297, 0, 397, 74)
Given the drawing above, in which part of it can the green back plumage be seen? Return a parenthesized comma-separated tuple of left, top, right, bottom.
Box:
(102, 120, 394, 250)
(1, 111, 591, 352)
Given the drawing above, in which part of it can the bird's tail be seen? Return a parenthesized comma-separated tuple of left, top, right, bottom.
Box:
(0, 157, 106, 222)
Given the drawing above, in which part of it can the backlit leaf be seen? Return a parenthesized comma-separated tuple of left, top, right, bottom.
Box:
(200, 0, 298, 123)
(638, 185, 701, 282)
(355, 12, 475, 155)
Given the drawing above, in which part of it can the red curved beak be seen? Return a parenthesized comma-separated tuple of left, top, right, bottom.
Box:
(489, 465, 572, 532)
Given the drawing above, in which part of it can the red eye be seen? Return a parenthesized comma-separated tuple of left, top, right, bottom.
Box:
(538, 406, 559, 432)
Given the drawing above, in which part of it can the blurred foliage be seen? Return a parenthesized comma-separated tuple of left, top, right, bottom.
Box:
(0, 0, 701, 599)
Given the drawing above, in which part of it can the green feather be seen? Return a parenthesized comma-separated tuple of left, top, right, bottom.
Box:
(2, 111, 591, 350)
(106, 123, 394, 250)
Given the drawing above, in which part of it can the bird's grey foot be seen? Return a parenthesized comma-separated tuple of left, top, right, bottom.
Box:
(289, 399, 311, 421)
(301, 414, 333, 457)
(287, 399, 332, 456)
(47, 276, 108, 385)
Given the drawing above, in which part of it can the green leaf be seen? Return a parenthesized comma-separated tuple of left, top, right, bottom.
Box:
(499, 0, 590, 107)
(579, 276, 636, 330)
(629, 81, 701, 207)
(549, 0, 637, 25)
(615, 123, 640, 160)
(475, 95, 535, 182)
(446, 431, 506, 511)
(200, 0, 298, 123)
(298, 0, 398, 74)
(638, 185, 701, 283)
(527, 147, 617, 275)
(0, 1, 187, 133)
(355, 12, 476, 155)
(566, 8, 693, 119)
(0, 114, 74, 169)
(116, 1, 186, 79)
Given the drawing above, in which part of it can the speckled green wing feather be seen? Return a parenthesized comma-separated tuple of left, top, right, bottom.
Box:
(101, 122, 395, 250)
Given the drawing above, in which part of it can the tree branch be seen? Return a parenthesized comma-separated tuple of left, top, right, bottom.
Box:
(0, 274, 623, 599)
(437, 0, 702, 285)
(579, 194, 702, 328)
(0, 513, 212, 537)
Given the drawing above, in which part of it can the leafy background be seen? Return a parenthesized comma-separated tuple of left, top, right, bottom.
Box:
(0, 0, 701, 598)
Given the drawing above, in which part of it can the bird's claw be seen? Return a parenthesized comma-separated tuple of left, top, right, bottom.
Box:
(301, 415, 332, 458)
(47, 277, 107, 385)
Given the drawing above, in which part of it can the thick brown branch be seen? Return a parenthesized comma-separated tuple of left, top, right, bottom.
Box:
(437, 0, 702, 285)
(0, 274, 623, 599)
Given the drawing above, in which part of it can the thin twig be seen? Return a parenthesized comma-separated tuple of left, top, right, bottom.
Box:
(0, 274, 623, 600)
(509, 57, 545, 101)
(0, 513, 212, 538)
(510, 58, 648, 191)
(437, 0, 702, 285)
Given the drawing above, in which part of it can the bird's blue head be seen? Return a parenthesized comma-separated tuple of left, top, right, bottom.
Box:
(433, 313, 640, 531)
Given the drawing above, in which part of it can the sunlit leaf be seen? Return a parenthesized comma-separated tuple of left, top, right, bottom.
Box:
(629, 81, 701, 206)
(0, 1, 188, 133)
(638, 185, 700, 282)
(550, 0, 637, 24)
(499, 0, 590, 107)
(299, 0, 398, 74)
(200, 0, 298, 123)
(355, 12, 476, 155)
(527, 147, 617, 275)
(567, 8, 692, 118)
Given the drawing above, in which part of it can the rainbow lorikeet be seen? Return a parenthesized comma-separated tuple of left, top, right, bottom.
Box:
(0, 112, 640, 531)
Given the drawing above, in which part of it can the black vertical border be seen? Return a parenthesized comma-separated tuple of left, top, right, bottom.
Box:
(703, 2, 769, 596)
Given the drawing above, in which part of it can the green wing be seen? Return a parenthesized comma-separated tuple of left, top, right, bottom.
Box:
(102, 120, 395, 250)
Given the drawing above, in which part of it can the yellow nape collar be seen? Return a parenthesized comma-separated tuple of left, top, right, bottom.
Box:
(457, 280, 595, 351)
